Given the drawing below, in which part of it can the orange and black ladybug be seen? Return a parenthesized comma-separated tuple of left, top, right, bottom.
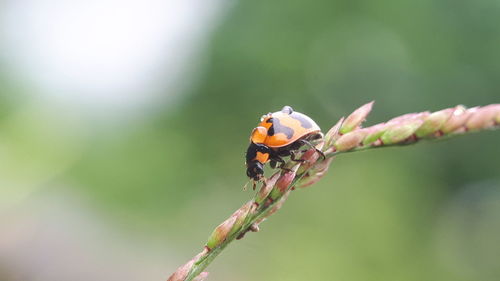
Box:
(245, 106, 324, 182)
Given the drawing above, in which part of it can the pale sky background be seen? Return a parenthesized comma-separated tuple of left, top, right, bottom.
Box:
(1, 0, 228, 116)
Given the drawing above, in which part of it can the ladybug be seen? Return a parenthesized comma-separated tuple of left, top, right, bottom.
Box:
(245, 106, 324, 182)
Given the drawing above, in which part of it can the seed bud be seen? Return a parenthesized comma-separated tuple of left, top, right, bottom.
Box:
(340, 101, 374, 134)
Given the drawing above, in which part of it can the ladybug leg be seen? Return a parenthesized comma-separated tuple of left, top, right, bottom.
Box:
(290, 150, 306, 163)
(271, 156, 293, 172)
(268, 149, 290, 172)
(273, 156, 287, 169)
(300, 139, 326, 160)
(280, 166, 293, 173)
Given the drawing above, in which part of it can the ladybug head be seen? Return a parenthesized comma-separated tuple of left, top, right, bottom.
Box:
(246, 161, 264, 180)
(246, 143, 265, 180)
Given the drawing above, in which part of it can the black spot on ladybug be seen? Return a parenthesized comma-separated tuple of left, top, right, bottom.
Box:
(268, 117, 294, 139)
(291, 113, 313, 129)
(266, 118, 275, 135)
(268, 125, 274, 136)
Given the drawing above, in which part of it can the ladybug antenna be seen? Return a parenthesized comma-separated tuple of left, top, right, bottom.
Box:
(243, 179, 255, 191)
(281, 106, 293, 114)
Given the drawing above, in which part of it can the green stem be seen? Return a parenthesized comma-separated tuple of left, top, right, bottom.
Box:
(183, 127, 498, 280)
(184, 167, 312, 281)
(183, 136, 441, 280)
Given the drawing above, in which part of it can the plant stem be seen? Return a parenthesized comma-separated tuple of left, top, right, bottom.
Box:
(168, 102, 499, 281)
(184, 168, 311, 281)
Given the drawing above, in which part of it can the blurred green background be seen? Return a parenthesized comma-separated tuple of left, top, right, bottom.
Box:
(1, 0, 499, 280)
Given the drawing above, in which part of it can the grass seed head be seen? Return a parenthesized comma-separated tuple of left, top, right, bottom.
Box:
(441, 105, 470, 133)
(339, 101, 374, 134)
(381, 118, 423, 144)
(228, 201, 254, 237)
(414, 108, 453, 137)
(255, 172, 280, 204)
(276, 169, 297, 194)
(325, 117, 345, 148)
(206, 215, 238, 249)
(334, 130, 368, 151)
(466, 104, 500, 130)
(168, 250, 208, 281)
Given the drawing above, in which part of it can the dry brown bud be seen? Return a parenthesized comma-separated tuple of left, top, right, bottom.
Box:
(301, 148, 319, 162)
(167, 249, 208, 281)
(381, 118, 423, 144)
(440, 105, 471, 133)
(228, 201, 253, 237)
(167, 263, 190, 281)
(324, 117, 345, 148)
(387, 112, 429, 124)
(298, 148, 321, 171)
(414, 108, 453, 137)
(340, 101, 374, 134)
(276, 169, 297, 193)
(298, 158, 333, 188)
(466, 104, 500, 130)
(255, 172, 280, 204)
(495, 106, 500, 124)
(206, 215, 237, 249)
(334, 130, 367, 151)
(361, 123, 387, 146)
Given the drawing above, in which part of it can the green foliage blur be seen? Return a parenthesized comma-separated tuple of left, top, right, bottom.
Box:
(1, 1, 499, 281)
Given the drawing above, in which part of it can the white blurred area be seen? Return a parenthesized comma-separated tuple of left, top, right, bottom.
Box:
(0, 3, 228, 278)
(0, 0, 226, 116)
(0, 0, 228, 206)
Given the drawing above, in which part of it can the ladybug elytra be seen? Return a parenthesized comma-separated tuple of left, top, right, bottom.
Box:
(245, 106, 324, 182)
